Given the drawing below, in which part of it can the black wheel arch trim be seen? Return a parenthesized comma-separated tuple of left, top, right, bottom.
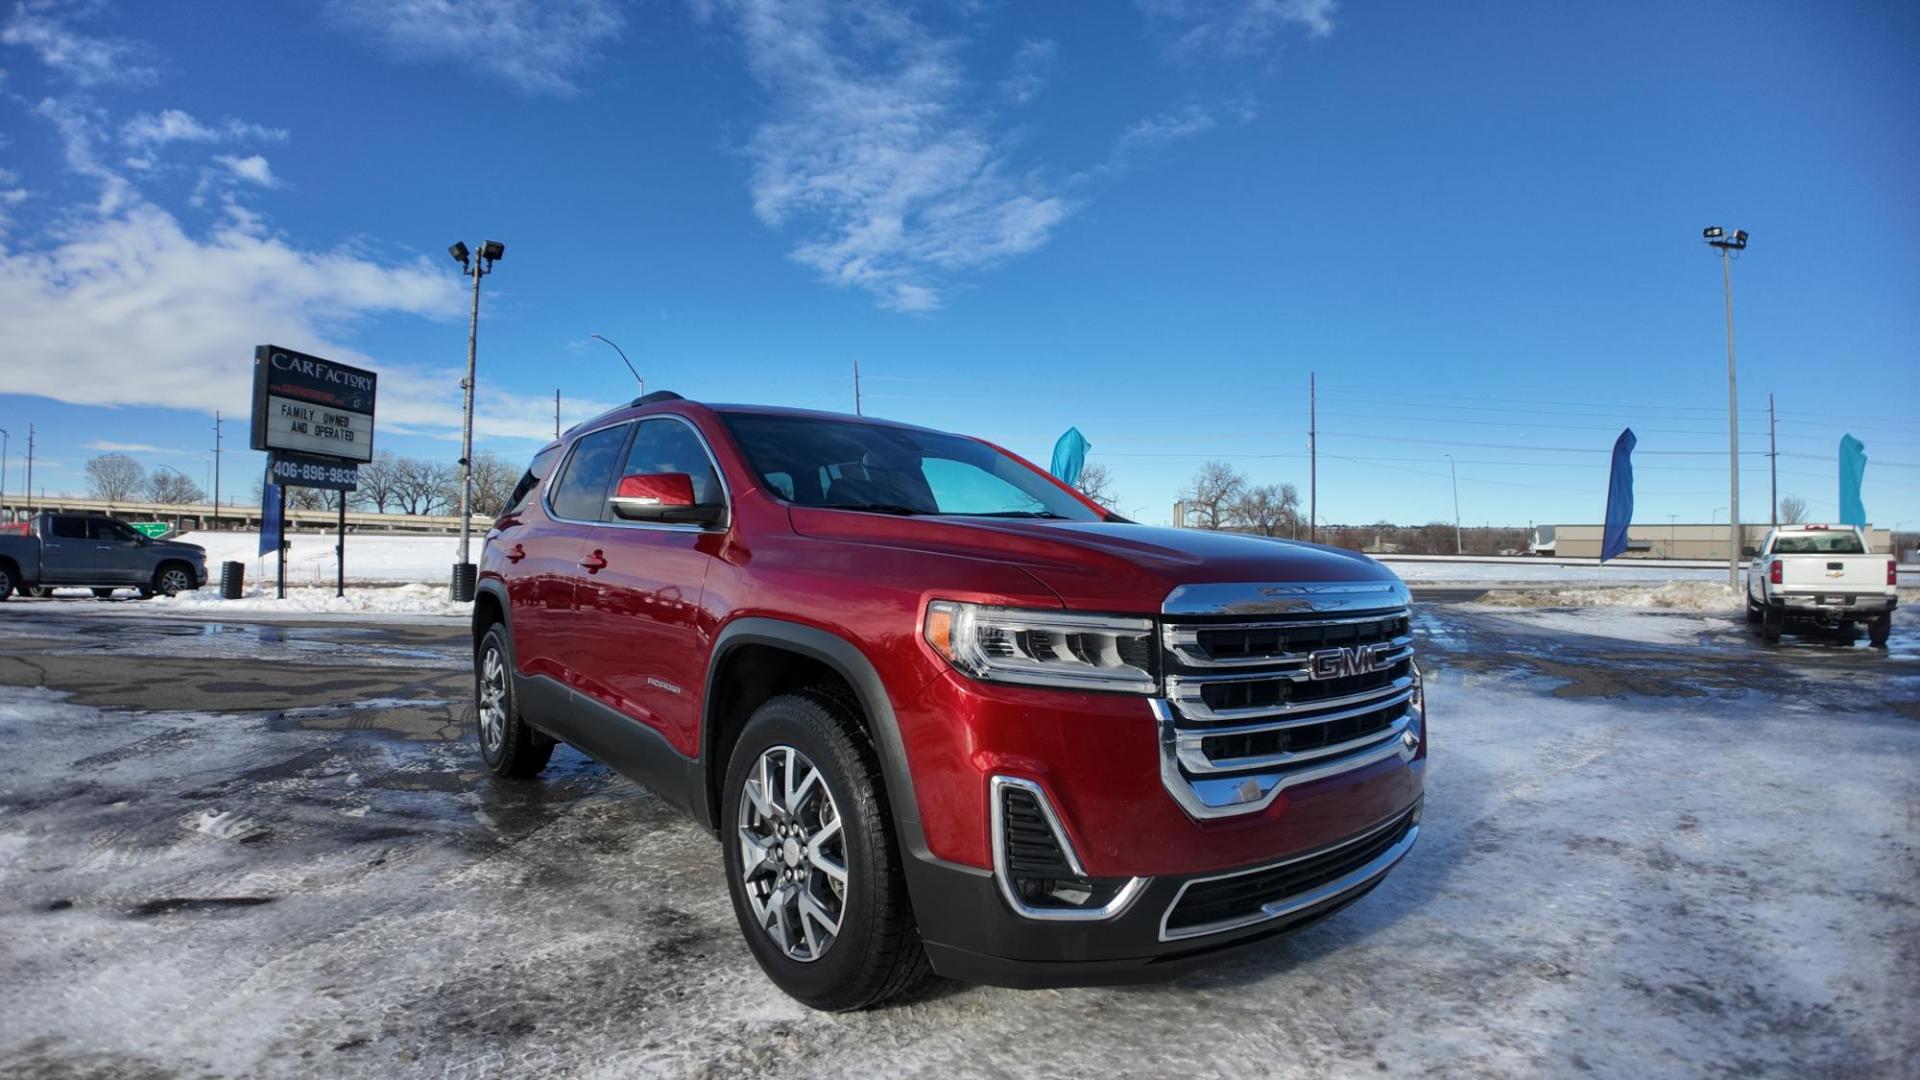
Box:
(702, 616, 977, 877)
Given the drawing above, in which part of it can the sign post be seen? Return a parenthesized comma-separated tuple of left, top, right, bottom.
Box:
(250, 345, 376, 599)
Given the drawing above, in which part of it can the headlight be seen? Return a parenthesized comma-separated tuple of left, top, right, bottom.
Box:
(924, 601, 1157, 693)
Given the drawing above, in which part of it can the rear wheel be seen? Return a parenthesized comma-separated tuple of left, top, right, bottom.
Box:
(474, 624, 552, 778)
(1745, 598, 1761, 625)
(721, 691, 927, 1011)
(1868, 613, 1892, 649)
(92, 587, 116, 599)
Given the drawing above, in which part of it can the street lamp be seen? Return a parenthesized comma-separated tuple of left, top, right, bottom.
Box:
(1704, 226, 1749, 587)
(591, 334, 644, 396)
(449, 238, 505, 601)
(1444, 454, 1462, 555)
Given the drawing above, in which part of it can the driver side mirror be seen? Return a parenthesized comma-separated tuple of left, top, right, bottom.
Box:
(609, 473, 723, 527)
(1742, 546, 1758, 558)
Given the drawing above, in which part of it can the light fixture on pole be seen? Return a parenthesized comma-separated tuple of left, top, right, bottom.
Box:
(449, 239, 505, 602)
(591, 334, 643, 396)
(1703, 226, 1749, 587)
(1444, 453, 1462, 555)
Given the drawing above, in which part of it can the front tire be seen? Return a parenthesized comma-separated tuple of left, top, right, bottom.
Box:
(720, 691, 927, 1011)
(0, 564, 12, 600)
(151, 564, 195, 597)
(474, 624, 552, 778)
(92, 587, 116, 599)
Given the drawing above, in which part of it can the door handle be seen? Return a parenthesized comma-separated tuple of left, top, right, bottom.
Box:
(506, 543, 526, 563)
(580, 549, 608, 573)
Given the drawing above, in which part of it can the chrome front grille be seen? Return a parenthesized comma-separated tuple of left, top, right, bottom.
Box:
(1156, 581, 1421, 819)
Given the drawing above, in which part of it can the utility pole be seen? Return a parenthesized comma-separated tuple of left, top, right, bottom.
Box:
(1445, 453, 1462, 554)
(24, 424, 34, 519)
(853, 359, 863, 416)
(448, 240, 505, 602)
(1308, 371, 1317, 544)
(1766, 390, 1781, 526)
(212, 410, 222, 527)
(1703, 226, 1748, 587)
(0, 426, 8, 519)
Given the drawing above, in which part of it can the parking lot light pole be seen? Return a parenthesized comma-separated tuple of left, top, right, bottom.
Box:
(1703, 227, 1749, 588)
(448, 241, 504, 601)
(591, 334, 643, 396)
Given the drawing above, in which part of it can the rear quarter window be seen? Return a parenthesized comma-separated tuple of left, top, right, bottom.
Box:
(505, 445, 562, 515)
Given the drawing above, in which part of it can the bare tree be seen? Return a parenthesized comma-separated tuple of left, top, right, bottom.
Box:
(394, 457, 458, 515)
(1777, 494, 1808, 524)
(1074, 462, 1117, 510)
(1230, 482, 1300, 537)
(1182, 461, 1245, 530)
(467, 451, 518, 518)
(144, 470, 204, 505)
(84, 453, 146, 501)
(352, 451, 403, 513)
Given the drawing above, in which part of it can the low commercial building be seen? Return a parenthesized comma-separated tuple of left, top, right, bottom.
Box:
(1532, 523, 1894, 560)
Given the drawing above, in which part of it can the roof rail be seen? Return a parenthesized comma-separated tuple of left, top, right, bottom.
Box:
(630, 390, 684, 407)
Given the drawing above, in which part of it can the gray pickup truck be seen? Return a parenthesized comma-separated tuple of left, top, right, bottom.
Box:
(0, 513, 208, 600)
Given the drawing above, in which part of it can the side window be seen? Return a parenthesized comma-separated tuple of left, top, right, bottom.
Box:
(49, 517, 87, 539)
(506, 445, 562, 516)
(622, 419, 725, 507)
(548, 425, 632, 521)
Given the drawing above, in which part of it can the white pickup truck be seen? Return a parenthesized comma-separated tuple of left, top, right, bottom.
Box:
(1745, 524, 1897, 647)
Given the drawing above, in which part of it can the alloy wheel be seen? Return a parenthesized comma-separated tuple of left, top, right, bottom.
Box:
(478, 645, 507, 755)
(736, 745, 848, 963)
(158, 568, 192, 595)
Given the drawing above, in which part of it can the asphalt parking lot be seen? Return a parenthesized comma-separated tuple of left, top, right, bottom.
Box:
(1, 596, 1915, 1078)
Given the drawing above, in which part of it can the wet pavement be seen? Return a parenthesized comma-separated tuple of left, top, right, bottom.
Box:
(0, 596, 1915, 1078)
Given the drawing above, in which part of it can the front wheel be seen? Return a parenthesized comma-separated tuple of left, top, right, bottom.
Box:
(721, 691, 927, 1011)
(151, 565, 195, 597)
(474, 625, 552, 778)
(92, 587, 117, 599)
(0, 564, 12, 600)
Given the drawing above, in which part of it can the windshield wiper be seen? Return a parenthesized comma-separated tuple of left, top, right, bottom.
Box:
(969, 510, 1067, 519)
(823, 502, 930, 516)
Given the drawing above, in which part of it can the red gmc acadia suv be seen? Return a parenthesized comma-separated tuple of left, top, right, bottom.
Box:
(472, 392, 1425, 1010)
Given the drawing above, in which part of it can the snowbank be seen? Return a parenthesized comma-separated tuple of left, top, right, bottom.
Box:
(1472, 580, 1743, 611)
(146, 582, 469, 618)
(176, 530, 458, 585)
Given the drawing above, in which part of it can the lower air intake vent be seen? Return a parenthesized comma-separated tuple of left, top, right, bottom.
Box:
(991, 777, 1147, 920)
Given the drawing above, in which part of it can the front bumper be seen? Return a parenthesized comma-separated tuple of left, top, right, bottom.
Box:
(909, 799, 1421, 987)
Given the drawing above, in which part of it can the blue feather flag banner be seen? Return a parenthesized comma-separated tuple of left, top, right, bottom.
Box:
(1601, 428, 1636, 562)
(1838, 434, 1868, 528)
(1050, 427, 1090, 487)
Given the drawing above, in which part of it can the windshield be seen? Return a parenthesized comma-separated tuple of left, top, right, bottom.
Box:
(720, 412, 1102, 521)
(1772, 531, 1866, 555)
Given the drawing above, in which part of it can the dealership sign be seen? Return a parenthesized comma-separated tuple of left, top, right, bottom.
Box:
(268, 450, 360, 492)
(249, 345, 377, 463)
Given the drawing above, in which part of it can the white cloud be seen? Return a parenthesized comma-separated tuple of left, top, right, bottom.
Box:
(214, 153, 276, 187)
(325, 0, 625, 96)
(708, 0, 1071, 312)
(1136, 0, 1336, 56)
(1109, 104, 1219, 169)
(84, 440, 178, 453)
(0, 0, 156, 86)
(1001, 38, 1054, 106)
(121, 109, 287, 149)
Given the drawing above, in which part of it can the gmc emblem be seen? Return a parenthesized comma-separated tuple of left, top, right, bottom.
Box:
(1309, 642, 1391, 681)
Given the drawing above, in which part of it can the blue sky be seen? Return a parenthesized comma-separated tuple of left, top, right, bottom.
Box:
(2, 0, 1915, 531)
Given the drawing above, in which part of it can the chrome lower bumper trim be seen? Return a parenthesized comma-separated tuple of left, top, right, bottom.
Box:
(989, 775, 1150, 922)
(1158, 815, 1421, 942)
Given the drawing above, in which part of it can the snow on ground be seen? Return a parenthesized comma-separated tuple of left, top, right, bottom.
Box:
(176, 530, 458, 585)
(1473, 580, 1744, 610)
(148, 582, 469, 619)
(1379, 558, 1731, 584)
(2, 607, 1915, 1077)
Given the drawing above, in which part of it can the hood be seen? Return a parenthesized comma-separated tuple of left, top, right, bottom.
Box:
(152, 540, 206, 558)
(786, 509, 1399, 611)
